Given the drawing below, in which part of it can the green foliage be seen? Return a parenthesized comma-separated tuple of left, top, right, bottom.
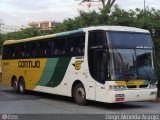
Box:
(0, 34, 5, 44)
(50, 5, 160, 36)
(51, 11, 99, 33)
(153, 37, 160, 78)
(0, 27, 51, 43)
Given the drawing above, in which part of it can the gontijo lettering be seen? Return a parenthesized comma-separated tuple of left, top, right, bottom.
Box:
(18, 60, 40, 68)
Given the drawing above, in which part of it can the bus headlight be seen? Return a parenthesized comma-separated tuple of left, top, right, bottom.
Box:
(149, 84, 157, 89)
(109, 85, 127, 90)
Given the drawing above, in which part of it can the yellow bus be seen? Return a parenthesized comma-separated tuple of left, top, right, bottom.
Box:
(1, 26, 157, 105)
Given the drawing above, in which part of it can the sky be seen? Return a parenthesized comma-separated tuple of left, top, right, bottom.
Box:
(0, 0, 160, 26)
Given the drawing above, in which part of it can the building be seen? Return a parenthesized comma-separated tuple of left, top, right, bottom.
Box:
(28, 21, 58, 30)
(0, 24, 29, 34)
(0, 20, 29, 34)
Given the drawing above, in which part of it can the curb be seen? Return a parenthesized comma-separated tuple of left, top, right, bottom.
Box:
(153, 98, 160, 102)
(145, 98, 160, 102)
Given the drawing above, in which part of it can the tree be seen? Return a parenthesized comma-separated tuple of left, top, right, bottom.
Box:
(0, 34, 5, 44)
(78, 0, 116, 9)
(0, 27, 50, 41)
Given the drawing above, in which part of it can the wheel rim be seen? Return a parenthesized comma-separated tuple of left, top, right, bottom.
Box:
(13, 81, 17, 91)
(20, 84, 24, 92)
(76, 87, 85, 103)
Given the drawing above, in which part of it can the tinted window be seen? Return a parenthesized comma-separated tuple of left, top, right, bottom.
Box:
(2, 46, 9, 59)
(89, 30, 106, 48)
(35, 41, 52, 57)
(53, 39, 66, 56)
(88, 30, 109, 83)
(3, 33, 85, 59)
(68, 34, 85, 56)
(113, 49, 137, 79)
(136, 49, 155, 79)
(24, 42, 32, 58)
(31, 41, 37, 58)
(108, 32, 153, 48)
(112, 49, 156, 80)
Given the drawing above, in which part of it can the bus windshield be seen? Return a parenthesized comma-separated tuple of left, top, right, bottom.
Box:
(112, 49, 156, 80)
(108, 32, 156, 80)
(108, 32, 153, 49)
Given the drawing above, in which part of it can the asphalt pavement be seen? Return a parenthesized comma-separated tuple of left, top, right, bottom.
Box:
(0, 84, 160, 120)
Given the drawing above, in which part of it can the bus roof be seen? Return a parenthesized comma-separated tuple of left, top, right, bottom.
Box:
(3, 26, 149, 45)
(84, 26, 149, 33)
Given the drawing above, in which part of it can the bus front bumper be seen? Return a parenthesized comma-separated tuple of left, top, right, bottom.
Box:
(106, 88, 157, 103)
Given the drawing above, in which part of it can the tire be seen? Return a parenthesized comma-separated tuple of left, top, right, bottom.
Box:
(18, 78, 25, 94)
(12, 78, 19, 93)
(73, 83, 87, 105)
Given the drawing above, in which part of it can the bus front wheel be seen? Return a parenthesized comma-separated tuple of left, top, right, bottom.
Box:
(18, 78, 25, 94)
(73, 83, 87, 105)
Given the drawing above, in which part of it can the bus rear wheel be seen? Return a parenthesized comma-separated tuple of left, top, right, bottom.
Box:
(73, 83, 87, 105)
(18, 78, 25, 94)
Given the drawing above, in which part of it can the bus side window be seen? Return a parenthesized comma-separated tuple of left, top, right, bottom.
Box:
(25, 42, 31, 58)
(69, 34, 85, 56)
(51, 41, 55, 56)
(54, 39, 65, 56)
(19, 44, 25, 58)
(36, 42, 41, 56)
(67, 37, 72, 55)
(3, 45, 14, 59)
(89, 31, 106, 48)
(15, 46, 21, 58)
(70, 40, 79, 55)
(12, 45, 15, 58)
(33, 40, 52, 58)
(54, 40, 60, 55)
(31, 42, 37, 58)
(38, 41, 45, 57)
(3, 45, 12, 59)
(44, 41, 51, 56)
(79, 35, 85, 55)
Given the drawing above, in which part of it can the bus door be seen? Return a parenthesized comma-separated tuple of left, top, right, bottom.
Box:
(93, 50, 109, 101)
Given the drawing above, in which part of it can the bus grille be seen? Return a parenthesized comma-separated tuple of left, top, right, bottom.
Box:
(127, 85, 137, 88)
(127, 85, 148, 89)
(139, 85, 148, 88)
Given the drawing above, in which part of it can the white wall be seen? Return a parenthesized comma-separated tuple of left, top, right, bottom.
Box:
(0, 25, 29, 34)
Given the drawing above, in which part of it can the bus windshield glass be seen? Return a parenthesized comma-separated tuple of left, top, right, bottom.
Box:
(108, 32, 156, 80)
(112, 49, 155, 80)
(108, 32, 153, 49)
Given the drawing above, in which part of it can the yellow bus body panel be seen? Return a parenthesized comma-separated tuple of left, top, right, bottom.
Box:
(2, 59, 47, 90)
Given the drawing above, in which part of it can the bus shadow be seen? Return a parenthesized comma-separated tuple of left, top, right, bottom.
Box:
(26, 90, 74, 103)
(26, 90, 151, 110)
(88, 101, 149, 110)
